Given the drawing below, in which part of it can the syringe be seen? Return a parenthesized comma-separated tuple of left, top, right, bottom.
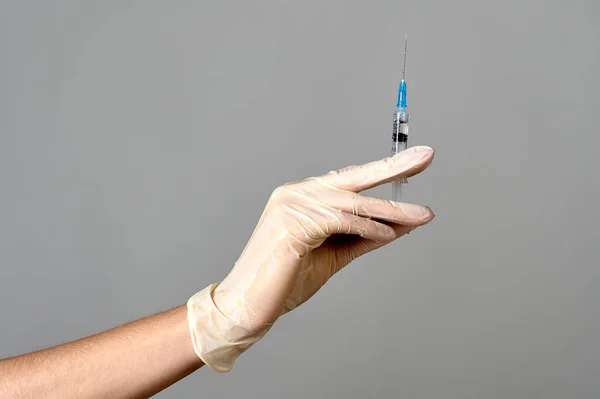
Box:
(391, 36, 409, 201)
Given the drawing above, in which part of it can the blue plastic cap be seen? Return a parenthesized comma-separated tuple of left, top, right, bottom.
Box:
(396, 80, 407, 108)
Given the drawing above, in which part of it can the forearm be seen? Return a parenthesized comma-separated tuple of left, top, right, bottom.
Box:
(0, 305, 203, 399)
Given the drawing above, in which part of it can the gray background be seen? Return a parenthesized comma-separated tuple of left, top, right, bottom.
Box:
(1, 1, 599, 398)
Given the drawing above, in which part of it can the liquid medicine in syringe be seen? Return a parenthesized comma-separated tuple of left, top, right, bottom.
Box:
(391, 111, 409, 156)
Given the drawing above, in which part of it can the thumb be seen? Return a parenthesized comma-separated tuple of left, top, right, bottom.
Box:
(341, 224, 417, 266)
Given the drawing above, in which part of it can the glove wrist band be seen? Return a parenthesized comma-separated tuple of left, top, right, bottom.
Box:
(186, 282, 267, 372)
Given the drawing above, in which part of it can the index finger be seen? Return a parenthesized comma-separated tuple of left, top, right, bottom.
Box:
(319, 146, 435, 192)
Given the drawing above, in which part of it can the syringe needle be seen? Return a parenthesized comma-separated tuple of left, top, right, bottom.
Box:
(391, 35, 409, 201)
(402, 36, 408, 81)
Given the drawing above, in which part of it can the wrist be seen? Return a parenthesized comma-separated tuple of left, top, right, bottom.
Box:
(186, 283, 269, 373)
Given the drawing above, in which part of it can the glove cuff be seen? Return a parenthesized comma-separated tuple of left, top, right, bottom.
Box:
(186, 283, 268, 372)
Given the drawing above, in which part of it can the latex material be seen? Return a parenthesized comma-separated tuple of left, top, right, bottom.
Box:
(187, 146, 435, 372)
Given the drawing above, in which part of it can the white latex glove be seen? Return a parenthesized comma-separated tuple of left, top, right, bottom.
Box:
(188, 146, 435, 372)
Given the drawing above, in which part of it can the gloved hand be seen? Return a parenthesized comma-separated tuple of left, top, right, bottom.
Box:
(187, 146, 435, 372)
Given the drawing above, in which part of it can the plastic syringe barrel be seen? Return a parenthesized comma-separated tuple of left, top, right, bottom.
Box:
(391, 107, 409, 201)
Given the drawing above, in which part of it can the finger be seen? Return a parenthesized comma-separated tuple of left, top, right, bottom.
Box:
(310, 188, 435, 227)
(326, 211, 396, 243)
(318, 146, 435, 192)
(344, 223, 415, 260)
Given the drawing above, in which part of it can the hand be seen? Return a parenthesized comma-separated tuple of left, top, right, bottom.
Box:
(187, 146, 435, 372)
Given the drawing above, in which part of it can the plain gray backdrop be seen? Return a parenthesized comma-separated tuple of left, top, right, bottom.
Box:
(1, 1, 599, 398)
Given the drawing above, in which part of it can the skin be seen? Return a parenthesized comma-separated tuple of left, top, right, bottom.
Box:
(0, 146, 435, 398)
(0, 306, 203, 398)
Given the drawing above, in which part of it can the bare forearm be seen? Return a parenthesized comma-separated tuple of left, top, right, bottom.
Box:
(0, 305, 203, 399)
